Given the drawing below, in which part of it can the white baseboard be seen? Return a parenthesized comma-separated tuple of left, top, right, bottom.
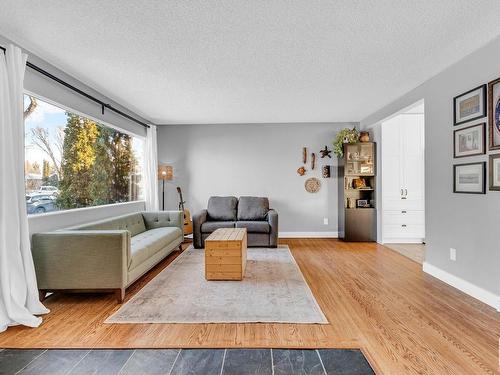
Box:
(423, 262, 500, 312)
(279, 231, 338, 238)
(382, 238, 424, 244)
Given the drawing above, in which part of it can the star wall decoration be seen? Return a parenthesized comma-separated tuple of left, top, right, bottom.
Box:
(320, 145, 332, 158)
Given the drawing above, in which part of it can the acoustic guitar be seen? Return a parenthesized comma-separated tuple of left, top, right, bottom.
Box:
(176, 186, 193, 236)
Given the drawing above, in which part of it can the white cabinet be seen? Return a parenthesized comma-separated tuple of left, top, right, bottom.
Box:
(382, 114, 425, 243)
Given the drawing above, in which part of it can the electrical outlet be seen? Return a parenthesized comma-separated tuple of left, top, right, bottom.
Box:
(450, 248, 457, 261)
(323, 218, 329, 225)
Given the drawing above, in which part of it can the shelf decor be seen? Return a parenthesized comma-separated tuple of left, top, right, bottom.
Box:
(453, 84, 486, 126)
(333, 128, 359, 157)
(338, 142, 376, 242)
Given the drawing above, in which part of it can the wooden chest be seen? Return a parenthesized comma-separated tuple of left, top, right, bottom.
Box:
(204, 228, 247, 281)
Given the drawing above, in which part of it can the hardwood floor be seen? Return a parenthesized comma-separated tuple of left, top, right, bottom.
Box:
(1, 239, 498, 374)
(384, 243, 426, 264)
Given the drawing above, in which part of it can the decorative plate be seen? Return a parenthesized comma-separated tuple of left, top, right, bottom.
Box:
(305, 177, 321, 193)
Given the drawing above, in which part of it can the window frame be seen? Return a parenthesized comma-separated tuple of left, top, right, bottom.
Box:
(24, 90, 146, 216)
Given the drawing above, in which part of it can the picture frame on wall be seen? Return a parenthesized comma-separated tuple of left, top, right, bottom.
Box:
(453, 84, 486, 126)
(453, 162, 486, 194)
(488, 77, 500, 150)
(453, 123, 485, 158)
(489, 154, 500, 191)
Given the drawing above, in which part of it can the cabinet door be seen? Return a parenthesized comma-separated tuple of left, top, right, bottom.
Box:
(382, 117, 404, 206)
(402, 115, 424, 209)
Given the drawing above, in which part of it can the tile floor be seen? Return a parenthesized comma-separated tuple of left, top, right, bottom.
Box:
(0, 348, 374, 374)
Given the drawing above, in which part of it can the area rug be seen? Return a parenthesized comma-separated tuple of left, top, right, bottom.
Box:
(106, 245, 328, 324)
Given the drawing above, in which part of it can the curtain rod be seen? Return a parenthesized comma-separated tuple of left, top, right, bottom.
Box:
(0, 45, 150, 129)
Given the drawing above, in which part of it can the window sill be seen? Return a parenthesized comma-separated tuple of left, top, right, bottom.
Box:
(27, 200, 146, 219)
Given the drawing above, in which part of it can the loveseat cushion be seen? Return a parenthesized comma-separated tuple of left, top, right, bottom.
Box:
(207, 196, 238, 221)
(73, 213, 147, 237)
(129, 227, 181, 270)
(201, 221, 235, 233)
(236, 221, 270, 233)
(237, 196, 269, 221)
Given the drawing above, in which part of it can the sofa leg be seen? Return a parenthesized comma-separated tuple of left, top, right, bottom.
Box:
(178, 243, 183, 251)
(39, 290, 47, 302)
(115, 288, 125, 304)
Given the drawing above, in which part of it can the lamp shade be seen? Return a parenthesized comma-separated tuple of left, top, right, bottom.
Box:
(158, 164, 173, 180)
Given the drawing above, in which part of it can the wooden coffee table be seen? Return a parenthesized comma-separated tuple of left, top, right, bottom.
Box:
(205, 228, 247, 281)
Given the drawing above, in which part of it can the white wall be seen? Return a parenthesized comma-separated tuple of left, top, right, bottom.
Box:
(157, 123, 357, 235)
(1, 34, 148, 234)
(361, 36, 500, 304)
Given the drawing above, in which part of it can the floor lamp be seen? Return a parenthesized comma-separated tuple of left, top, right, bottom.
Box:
(158, 164, 173, 210)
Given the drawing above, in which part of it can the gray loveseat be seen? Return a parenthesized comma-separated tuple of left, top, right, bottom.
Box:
(193, 196, 278, 249)
(32, 211, 183, 303)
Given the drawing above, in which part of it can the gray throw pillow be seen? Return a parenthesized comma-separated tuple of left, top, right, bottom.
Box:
(207, 196, 238, 221)
(237, 196, 269, 221)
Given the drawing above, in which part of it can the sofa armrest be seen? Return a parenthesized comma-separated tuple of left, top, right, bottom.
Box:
(142, 211, 183, 234)
(32, 230, 129, 290)
(193, 209, 208, 249)
(268, 209, 278, 247)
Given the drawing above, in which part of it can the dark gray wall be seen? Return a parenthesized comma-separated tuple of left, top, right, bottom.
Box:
(157, 123, 356, 234)
(361, 36, 500, 297)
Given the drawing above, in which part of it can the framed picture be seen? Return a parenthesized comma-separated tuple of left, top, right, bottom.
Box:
(453, 84, 486, 126)
(453, 162, 486, 194)
(489, 154, 500, 191)
(488, 78, 500, 150)
(356, 199, 369, 208)
(453, 123, 485, 158)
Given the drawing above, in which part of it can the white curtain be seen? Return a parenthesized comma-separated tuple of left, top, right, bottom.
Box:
(0, 44, 49, 332)
(144, 124, 159, 211)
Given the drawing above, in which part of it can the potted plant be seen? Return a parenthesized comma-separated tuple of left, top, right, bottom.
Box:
(333, 127, 359, 157)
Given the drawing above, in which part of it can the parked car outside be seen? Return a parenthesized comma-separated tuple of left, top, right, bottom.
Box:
(26, 194, 59, 214)
(36, 186, 59, 196)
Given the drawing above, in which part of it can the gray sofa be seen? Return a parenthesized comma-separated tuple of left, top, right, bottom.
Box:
(193, 196, 278, 249)
(32, 211, 183, 303)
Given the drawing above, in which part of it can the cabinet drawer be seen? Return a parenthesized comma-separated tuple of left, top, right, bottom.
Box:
(383, 210, 424, 225)
(383, 224, 425, 238)
(384, 198, 424, 211)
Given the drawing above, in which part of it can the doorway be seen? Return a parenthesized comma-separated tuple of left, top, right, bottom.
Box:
(378, 100, 425, 262)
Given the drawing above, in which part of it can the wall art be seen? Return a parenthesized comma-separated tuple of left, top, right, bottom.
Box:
(488, 78, 500, 150)
(453, 162, 486, 194)
(453, 84, 486, 126)
(453, 123, 485, 158)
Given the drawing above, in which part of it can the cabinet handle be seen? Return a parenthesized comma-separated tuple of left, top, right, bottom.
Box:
(405, 189, 408, 196)
(401, 224, 407, 227)
(400, 189, 403, 196)
(401, 210, 407, 213)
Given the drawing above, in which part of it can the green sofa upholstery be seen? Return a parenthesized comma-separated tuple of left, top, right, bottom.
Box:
(32, 211, 183, 303)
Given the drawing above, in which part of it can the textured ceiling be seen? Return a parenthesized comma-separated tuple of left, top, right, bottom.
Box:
(1, 1, 500, 124)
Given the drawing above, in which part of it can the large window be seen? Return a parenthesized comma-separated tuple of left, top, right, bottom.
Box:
(24, 94, 144, 215)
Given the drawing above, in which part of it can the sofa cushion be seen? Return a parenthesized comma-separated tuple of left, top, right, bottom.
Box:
(236, 221, 270, 233)
(73, 213, 146, 237)
(129, 227, 181, 270)
(207, 196, 238, 221)
(201, 221, 235, 233)
(237, 197, 269, 221)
